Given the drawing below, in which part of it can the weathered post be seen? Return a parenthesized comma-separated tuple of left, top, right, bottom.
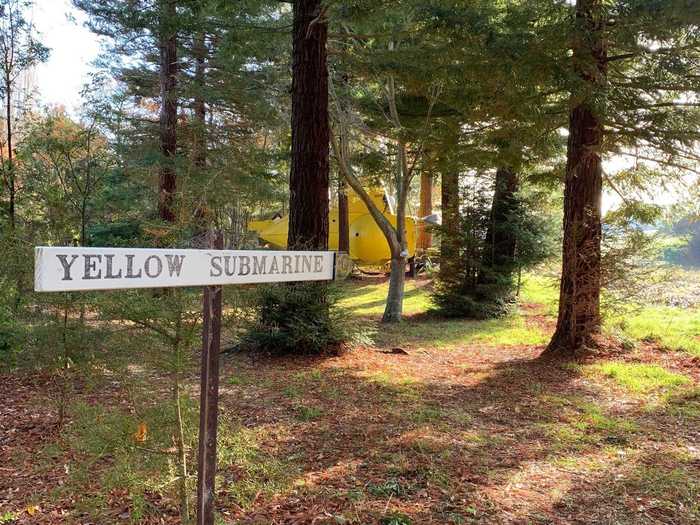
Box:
(196, 231, 223, 525)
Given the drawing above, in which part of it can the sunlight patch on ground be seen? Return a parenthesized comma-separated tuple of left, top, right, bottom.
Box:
(610, 306, 700, 356)
(586, 362, 691, 394)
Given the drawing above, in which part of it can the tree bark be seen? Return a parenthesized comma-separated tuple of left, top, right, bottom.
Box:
(6, 79, 14, 230)
(384, 256, 406, 322)
(417, 170, 433, 252)
(192, 23, 208, 234)
(479, 167, 519, 284)
(338, 178, 349, 252)
(546, 0, 607, 355)
(439, 166, 461, 287)
(288, 0, 329, 250)
(158, 0, 178, 224)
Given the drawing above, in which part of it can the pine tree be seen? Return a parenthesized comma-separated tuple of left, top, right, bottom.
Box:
(546, 0, 700, 355)
(288, 0, 329, 250)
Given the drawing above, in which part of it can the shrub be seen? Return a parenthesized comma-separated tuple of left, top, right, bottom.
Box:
(241, 282, 349, 355)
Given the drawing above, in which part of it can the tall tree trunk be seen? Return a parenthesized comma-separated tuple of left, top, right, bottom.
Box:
(417, 170, 433, 252)
(384, 255, 406, 321)
(439, 166, 461, 287)
(288, 0, 329, 250)
(546, 0, 607, 355)
(158, 0, 178, 224)
(479, 167, 519, 285)
(383, 141, 409, 322)
(192, 24, 208, 235)
(6, 80, 14, 230)
(338, 178, 349, 252)
(337, 119, 350, 252)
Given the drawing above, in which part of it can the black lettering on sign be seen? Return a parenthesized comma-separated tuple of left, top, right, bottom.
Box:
(224, 256, 236, 276)
(268, 256, 279, 274)
(84, 254, 102, 280)
(165, 255, 185, 276)
(302, 255, 312, 273)
(104, 254, 122, 279)
(144, 255, 163, 278)
(210, 256, 222, 277)
(314, 255, 323, 273)
(56, 254, 79, 281)
(294, 254, 301, 273)
(253, 256, 267, 275)
(125, 254, 142, 278)
(282, 255, 292, 274)
(239, 256, 250, 276)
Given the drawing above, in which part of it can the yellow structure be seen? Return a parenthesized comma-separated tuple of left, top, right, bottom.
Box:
(249, 189, 417, 265)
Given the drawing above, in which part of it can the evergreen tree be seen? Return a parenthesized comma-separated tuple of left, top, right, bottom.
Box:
(547, 0, 700, 355)
(288, 0, 330, 250)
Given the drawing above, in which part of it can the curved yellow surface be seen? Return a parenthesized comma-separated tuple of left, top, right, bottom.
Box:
(249, 189, 417, 265)
(349, 213, 417, 264)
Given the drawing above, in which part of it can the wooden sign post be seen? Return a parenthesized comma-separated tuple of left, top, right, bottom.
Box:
(35, 243, 337, 525)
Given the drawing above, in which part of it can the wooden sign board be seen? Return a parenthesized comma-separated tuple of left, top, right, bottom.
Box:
(34, 246, 336, 292)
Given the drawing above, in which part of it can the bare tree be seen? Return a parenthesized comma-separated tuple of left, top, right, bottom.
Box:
(0, 0, 48, 229)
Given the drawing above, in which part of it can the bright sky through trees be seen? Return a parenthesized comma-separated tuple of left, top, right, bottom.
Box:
(33, 0, 100, 112)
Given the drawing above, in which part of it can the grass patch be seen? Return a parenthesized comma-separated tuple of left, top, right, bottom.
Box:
(339, 280, 433, 317)
(590, 362, 691, 393)
(611, 305, 700, 357)
(664, 387, 700, 419)
(367, 478, 412, 499)
(0, 512, 20, 524)
(539, 396, 639, 451)
(410, 406, 443, 424)
(519, 273, 559, 314)
(374, 316, 548, 350)
(381, 512, 413, 525)
(294, 404, 323, 421)
(216, 421, 295, 509)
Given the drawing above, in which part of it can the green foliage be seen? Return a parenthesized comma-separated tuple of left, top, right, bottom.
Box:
(0, 300, 23, 369)
(242, 283, 350, 355)
(0, 511, 19, 524)
(432, 281, 517, 319)
(433, 181, 559, 319)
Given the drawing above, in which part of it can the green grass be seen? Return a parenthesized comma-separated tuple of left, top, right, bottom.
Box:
(216, 420, 295, 509)
(338, 280, 433, 316)
(294, 404, 323, 421)
(539, 396, 639, 451)
(589, 362, 691, 393)
(374, 315, 548, 350)
(0, 512, 19, 524)
(519, 273, 559, 314)
(337, 277, 549, 349)
(611, 305, 700, 356)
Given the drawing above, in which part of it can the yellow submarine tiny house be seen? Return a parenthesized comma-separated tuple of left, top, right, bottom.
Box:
(248, 189, 417, 265)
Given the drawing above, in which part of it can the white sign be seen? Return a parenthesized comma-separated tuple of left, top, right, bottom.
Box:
(35, 246, 336, 292)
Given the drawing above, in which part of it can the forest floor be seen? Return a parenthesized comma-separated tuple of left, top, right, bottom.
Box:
(1, 272, 699, 524)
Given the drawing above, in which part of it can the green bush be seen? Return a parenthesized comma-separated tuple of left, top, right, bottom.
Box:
(0, 303, 24, 369)
(431, 281, 517, 319)
(241, 282, 349, 355)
